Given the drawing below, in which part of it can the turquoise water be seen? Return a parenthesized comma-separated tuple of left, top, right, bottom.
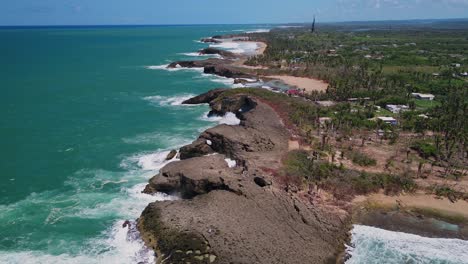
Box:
(0, 24, 271, 263)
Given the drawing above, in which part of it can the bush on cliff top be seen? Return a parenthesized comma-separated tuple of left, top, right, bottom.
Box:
(281, 150, 416, 198)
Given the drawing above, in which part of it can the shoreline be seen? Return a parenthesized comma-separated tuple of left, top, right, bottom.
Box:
(137, 31, 468, 263)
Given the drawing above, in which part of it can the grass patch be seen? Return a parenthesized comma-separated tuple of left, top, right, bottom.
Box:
(414, 99, 440, 109)
(411, 140, 438, 159)
(347, 150, 377, 166)
(430, 185, 468, 203)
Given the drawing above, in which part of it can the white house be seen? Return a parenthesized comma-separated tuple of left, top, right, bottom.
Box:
(386, 104, 409, 113)
(377, 117, 398, 125)
(411, 93, 435, 100)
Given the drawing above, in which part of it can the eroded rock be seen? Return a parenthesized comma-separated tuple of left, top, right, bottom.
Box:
(182, 89, 227, 105)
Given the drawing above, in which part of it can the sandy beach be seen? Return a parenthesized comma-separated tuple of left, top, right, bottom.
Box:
(255, 41, 267, 55)
(266, 75, 329, 92)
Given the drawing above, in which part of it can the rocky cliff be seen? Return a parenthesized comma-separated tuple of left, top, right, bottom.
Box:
(138, 90, 349, 264)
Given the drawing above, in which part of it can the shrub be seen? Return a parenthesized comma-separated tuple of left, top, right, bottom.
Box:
(283, 150, 337, 183)
(351, 173, 416, 195)
(411, 140, 438, 159)
(431, 185, 465, 203)
(347, 150, 377, 166)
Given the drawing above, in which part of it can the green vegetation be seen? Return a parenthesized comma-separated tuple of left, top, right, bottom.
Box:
(282, 150, 416, 199)
(347, 150, 377, 166)
(430, 185, 468, 202)
(246, 22, 467, 170)
(411, 140, 438, 159)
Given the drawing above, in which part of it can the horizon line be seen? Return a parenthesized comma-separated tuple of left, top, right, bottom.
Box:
(1, 17, 467, 28)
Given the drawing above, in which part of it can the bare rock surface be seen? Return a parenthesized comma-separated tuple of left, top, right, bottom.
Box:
(138, 90, 349, 264)
(182, 88, 227, 105)
(199, 48, 237, 58)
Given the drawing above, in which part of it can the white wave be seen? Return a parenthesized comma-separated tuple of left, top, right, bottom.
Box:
(146, 64, 204, 72)
(121, 150, 178, 172)
(209, 41, 259, 54)
(201, 112, 241, 126)
(232, 28, 271, 33)
(346, 225, 468, 264)
(179, 52, 221, 58)
(0, 148, 180, 264)
(0, 192, 176, 264)
(143, 94, 196, 107)
(200, 73, 235, 86)
(225, 158, 237, 168)
(246, 29, 271, 33)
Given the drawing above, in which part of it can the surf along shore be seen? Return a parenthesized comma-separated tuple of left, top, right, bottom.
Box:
(136, 32, 468, 263)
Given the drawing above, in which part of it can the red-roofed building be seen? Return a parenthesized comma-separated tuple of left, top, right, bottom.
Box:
(286, 89, 302, 96)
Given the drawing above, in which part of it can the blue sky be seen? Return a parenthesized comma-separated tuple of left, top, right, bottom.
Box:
(1, 0, 468, 25)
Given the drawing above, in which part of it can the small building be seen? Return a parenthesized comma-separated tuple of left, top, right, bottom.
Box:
(411, 93, 435, 100)
(286, 89, 302, 96)
(452, 63, 461, 68)
(418, 114, 429, 119)
(460, 72, 468, 77)
(375, 129, 385, 137)
(386, 104, 409, 113)
(377, 116, 397, 125)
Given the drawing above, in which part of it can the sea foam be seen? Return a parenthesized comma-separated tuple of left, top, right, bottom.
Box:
(146, 64, 204, 72)
(143, 94, 196, 107)
(346, 225, 468, 264)
(0, 148, 179, 264)
(200, 112, 241, 126)
(209, 41, 259, 54)
(245, 29, 271, 33)
(179, 52, 221, 58)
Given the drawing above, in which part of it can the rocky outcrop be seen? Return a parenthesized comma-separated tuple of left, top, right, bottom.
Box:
(165, 150, 177, 160)
(182, 88, 227, 105)
(208, 94, 256, 116)
(167, 58, 228, 69)
(143, 155, 241, 199)
(179, 138, 214, 160)
(167, 59, 254, 80)
(199, 48, 237, 58)
(203, 64, 253, 79)
(138, 91, 350, 264)
(200, 37, 222, 43)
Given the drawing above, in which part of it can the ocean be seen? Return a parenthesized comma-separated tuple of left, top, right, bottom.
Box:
(0, 25, 466, 264)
